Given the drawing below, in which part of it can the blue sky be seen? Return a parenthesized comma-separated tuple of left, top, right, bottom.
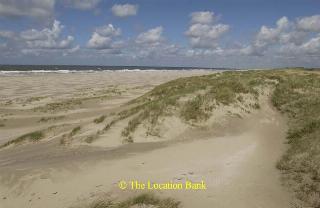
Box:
(0, 0, 319, 68)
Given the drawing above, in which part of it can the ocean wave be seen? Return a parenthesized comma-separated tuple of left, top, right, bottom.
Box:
(0, 68, 218, 75)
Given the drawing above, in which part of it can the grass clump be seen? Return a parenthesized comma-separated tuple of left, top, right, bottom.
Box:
(0, 131, 44, 148)
(88, 193, 180, 208)
(181, 94, 212, 121)
(26, 96, 46, 103)
(60, 126, 82, 145)
(85, 135, 98, 143)
(38, 116, 65, 123)
(34, 99, 82, 112)
(94, 115, 106, 124)
(70, 126, 81, 136)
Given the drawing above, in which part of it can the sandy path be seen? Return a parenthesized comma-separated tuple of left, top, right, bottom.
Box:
(0, 95, 293, 208)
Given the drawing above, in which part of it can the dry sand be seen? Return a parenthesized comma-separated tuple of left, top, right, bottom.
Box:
(0, 70, 293, 208)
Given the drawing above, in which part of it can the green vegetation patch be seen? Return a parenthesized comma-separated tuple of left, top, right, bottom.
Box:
(103, 71, 266, 140)
(0, 131, 44, 148)
(34, 99, 82, 112)
(271, 71, 320, 208)
(94, 115, 107, 124)
(88, 193, 180, 208)
(70, 126, 81, 136)
(38, 116, 65, 123)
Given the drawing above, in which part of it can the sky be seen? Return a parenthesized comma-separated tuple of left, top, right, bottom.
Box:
(0, 0, 320, 68)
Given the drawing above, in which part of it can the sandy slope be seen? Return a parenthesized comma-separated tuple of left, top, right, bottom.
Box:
(0, 71, 293, 208)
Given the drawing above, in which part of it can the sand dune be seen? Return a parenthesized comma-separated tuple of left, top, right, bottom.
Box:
(0, 70, 294, 208)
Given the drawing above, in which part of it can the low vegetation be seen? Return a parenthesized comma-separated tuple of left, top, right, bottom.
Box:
(25, 96, 47, 103)
(34, 99, 82, 112)
(70, 126, 81, 136)
(102, 71, 266, 141)
(94, 115, 107, 124)
(38, 116, 65, 123)
(87, 193, 180, 208)
(0, 131, 44, 148)
(34, 88, 122, 113)
(60, 125, 82, 145)
(271, 71, 320, 208)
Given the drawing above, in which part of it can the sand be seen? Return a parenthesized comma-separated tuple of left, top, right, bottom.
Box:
(0, 70, 293, 208)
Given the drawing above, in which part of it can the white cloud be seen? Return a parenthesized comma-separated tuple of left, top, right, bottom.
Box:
(87, 33, 112, 49)
(0, 0, 103, 19)
(296, 15, 320, 32)
(87, 24, 121, 49)
(238, 15, 320, 57)
(240, 17, 295, 56)
(186, 11, 229, 49)
(20, 20, 75, 49)
(0, 0, 55, 18)
(63, 45, 80, 56)
(96, 24, 121, 37)
(64, 0, 101, 10)
(300, 35, 320, 54)
(0, 30, 15, 39)
(256, 17, 289, 44)
(136, 26, 164, 45)
(186, 23, 229, 49)
(191, 11, 214, 24)
(111, 4, 138, 17)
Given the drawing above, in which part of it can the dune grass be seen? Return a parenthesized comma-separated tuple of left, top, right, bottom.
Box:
(271, 71, 320, 207)
(0, 131, 44, 148)
(101, 71, 267, 140)
(34, 99, 83, 112)
(88, 193, 180, 208)
(38, 116, 65, 123)
(94, 115, 107, 124)
(70, 126, 81, 136)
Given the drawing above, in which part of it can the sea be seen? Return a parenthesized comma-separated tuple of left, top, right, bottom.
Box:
(0, 65, 233, 75)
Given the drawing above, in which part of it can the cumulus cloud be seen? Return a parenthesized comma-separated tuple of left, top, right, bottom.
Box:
(0, 19, 78, 59)
(240, 17, 291, 56)
(296, 15, 320, 32)
(87, 24, 121, 49)
(0, 0, 55, 18)
(95, 24, 121, 37)
(0, 30, 15, 39)
(87, 33, 112, 49)
(279, 34, 320, 57)
(20, 20, 74, 49)
(0, 0, 103, 19)
(111, 4, 138, 17)
(186, 11, 229, 49)
(238, 15, 320, 57)
(300, 35, 320, 55)
(136, 26, 164, 45)
(191, 11, 214, 24)
(183, 14, 320, 62)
